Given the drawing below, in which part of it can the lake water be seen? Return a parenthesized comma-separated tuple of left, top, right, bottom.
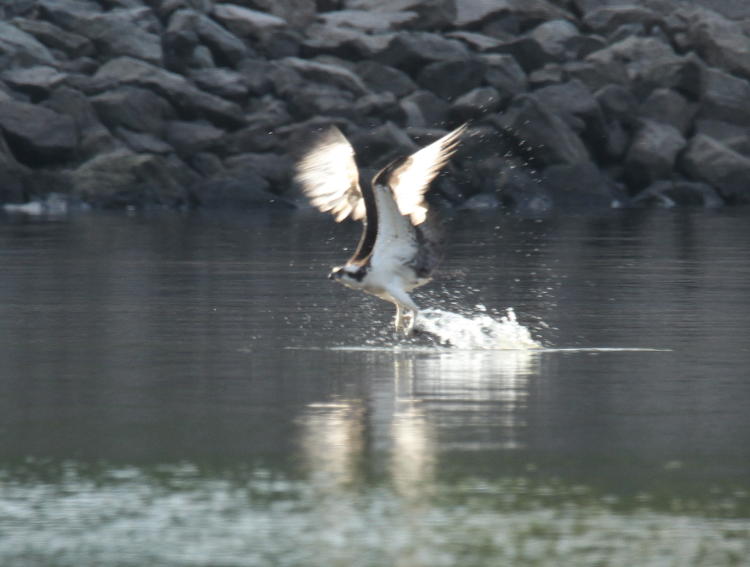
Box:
(1, 209, 749, 566)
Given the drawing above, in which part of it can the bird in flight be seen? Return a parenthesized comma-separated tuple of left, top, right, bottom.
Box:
(295, 124, 467, 335)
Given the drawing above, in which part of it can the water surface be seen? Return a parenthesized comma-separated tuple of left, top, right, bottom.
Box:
(1, 209, 749, 566)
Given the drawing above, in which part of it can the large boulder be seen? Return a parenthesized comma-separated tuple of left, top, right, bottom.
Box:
(0, 100, 78, 166)
(638, 88, 696, 135)
(1, 66, 67, 101)
(698, 66, 750, 126)
(495, 94, 591, 166)
(91, 86, 176, 136)
(481, 54, 527, 97)
(345, 0, 456, 30)
(681, 134, 750, 203)
(624, 120, 687, 189)
(93, 57, 245, 128)
(355, 61, 416, 97)
(416, 58, 485, 100)
(11, 17, 94, 59)
(166, 9, 249, 68)
(0, 21, 57, 68)
(377, 32, 470, 73)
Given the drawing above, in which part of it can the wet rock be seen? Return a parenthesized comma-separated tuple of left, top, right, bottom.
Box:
(212, 3, 287, 37)
(0, 21, 57, 68)
(70, 149, 196, 208)
(542, 161, 622, 209)
(639, 88, 696, 135)
(698, 67, 750, 127)
(416, 58, 485, 100)
(350, 121, 416, 167)
(94, 57, 245, 128)
(681, 134, 750, 203)
(224, 152, 294, 187)
(188, 68, 249, 100)
(496, 94, 590, 166)
(11, 17, 94, 59)
(460, 192, 501, 210)
(1, 66, 67, 101)
(634, 179, 724, 208)
(450, 86, 503, 121)
(377, 32, 469, 73)
(91, 85, 175, 136)
(190, 170, 293, 210)
(0, 99, 78, 166)
(481, 54, 527, 97)
(345, 0, 456, 30)
(625, 120, 686, 189)
(355, 61, 416, 97)
(45, 86, 117, 158)
(399, 90, 450, 128)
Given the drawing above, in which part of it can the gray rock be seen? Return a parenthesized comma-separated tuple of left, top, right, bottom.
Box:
(65, 9, 164, 65)
(532, 80, 602, 132)
(350, 121, 416, 167)
(237, 60, 274, 96)
(166, 120, 226, 156)
(582, 5, 660, 34)
(190, 152, 225, 177)
(0, 100, 78, 166)
(0, 132, 28, 204)
(69, 149, 196, 208)
(399, 90, 450, 128)
(345, 0, 456, 30)
(681, 134, 750, 202)
(320, 10, 417, 32)
(233, 0, 313, 29)
(190, 171, 293, 210)
(353, 92, 402, 126)
(625, 120, 687, 188)
(455, 0, 571, 29)
(166, 9, 248, 68)
(2, 66, 67, 101)
(492, 36, 561, 72)
(301, 24, 394, 60)
(634, 179, 724, 208)
(542, 161, 622, 209)
(450, 87, 503, 121)
(639, 88, 696, 135)
(528, 19, 585, 61)
(189, 68, 249, 100)
(0, 21, 57, 69)
(675, 7, 750, 80)
(694, 120, 750, 156)
(91, 85, 175, 135)
(595, 84, 638, 122)
(416, 59, 485, 100)
(446, 31, 504, 52)
(45, 86, 118, 159)
(377, 32, 470, 73)
(287, 83, 357, 120)
(355, 61, 416, 97)
(280, 57, 368, 95)
(224, 152, 294, 187)
(11, 17, 94, 59)
(115, 127, 173, 154)
(481, 54, 527, 97)
(35, 0, 102, 30)
(528, 63, 565, 88)
(212, 3, 287, 37)
(94, 57, 245, 127)
(698, 66, 750, 127)
(460, 192, 501, 210)
(563, 59, 629, 92)
(495, 94, 590, 166)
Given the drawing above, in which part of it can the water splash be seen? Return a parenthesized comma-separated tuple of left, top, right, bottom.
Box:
(416, 307, 541, 350)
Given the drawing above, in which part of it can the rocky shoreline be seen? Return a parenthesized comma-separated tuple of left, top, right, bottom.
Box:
(1, 0, 749, 214)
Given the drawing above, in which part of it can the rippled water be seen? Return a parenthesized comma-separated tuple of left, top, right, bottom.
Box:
(1, 209, 749, 566)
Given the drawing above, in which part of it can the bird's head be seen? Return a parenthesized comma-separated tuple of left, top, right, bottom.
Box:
(329, 265, 367, 289)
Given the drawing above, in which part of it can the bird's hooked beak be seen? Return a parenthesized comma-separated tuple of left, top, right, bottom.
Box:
(328, 267, 342, 280)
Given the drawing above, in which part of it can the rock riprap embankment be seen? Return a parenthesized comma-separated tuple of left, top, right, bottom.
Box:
(1, 0, 749, 212)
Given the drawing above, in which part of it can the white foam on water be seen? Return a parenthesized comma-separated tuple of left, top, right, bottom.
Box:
(415, 307, 542, 350)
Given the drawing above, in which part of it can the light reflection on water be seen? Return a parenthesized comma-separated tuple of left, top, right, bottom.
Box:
(1, 210, 750, 565)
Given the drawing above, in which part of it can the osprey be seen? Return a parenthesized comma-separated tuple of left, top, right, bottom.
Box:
(295, 124, 466, 335)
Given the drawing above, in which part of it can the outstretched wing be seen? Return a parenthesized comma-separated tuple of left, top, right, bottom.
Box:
(294, 126, 365, 222)
(387, 124, 467, 225)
